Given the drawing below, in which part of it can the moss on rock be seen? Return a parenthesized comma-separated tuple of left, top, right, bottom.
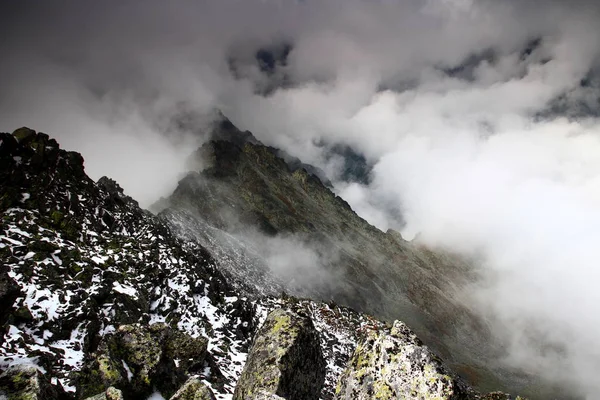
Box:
(78, 323, 209, 399)
(334, 321, 475, 400)
(168, 377, 216, 400)
(233, 307, 325, 400)
(0, 365, 66, 400)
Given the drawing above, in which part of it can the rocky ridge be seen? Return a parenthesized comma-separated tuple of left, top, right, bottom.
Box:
(0, 128, 529, 399)
(163, 130, 501, 389)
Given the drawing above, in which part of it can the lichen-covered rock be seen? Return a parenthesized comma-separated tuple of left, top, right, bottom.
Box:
(334, 320, 475, 400)
(78, 323, 208, 399)
(165, 330, 210, 374)
(0, 364, 66, 400)
(169, 377, 216, 400)
(84, 386, 124, 400)
(233, 308, 325, 400)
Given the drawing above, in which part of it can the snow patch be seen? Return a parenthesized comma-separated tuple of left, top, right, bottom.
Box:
(122, 360, 134, 381)
(113, 281, 138, 298)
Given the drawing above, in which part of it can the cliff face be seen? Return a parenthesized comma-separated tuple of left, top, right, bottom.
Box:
(0, 127, 549, 400)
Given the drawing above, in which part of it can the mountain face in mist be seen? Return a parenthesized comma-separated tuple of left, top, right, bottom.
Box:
(159, 118, 573, 399)
(0, 128, 548, 400)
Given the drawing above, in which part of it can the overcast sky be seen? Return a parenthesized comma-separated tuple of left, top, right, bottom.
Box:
(2, 1, 600, 397)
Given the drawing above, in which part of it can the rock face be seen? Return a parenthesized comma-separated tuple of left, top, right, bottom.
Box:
(233, 308, 326, 400)
(0, 365, 67, 400)
(78, 323, 208, 399)
(335, 321, 475, 400)
(334, 322, 528, 400)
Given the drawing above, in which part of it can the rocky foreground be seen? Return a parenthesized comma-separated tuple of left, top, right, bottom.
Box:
(0, 128, 526, 399)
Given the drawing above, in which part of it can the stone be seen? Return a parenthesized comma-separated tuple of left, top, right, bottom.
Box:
(12, 127, 36, 144)
(78, 323, 208, 399)
(84, 386, 124, 400)
(0, 364, 66, 400)
(233, 308, 326, 400)
(169, 377, 216, 400)
(334, 320, 474, 400)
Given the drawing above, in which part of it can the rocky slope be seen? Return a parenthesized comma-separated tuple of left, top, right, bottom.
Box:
(0, 127, 547, 399)
(160, 124, 504, 390)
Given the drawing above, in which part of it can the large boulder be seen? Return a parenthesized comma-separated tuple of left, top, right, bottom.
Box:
(0, 365, 67, 400)
(233, 308, 326, 400)
(334, 321, 475, 400)
(78, 323, 208, 399)
(169, 377, 216, 400)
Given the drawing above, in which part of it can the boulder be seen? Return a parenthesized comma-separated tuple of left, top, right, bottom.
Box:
(0, 132, 18, 157)
(84, 386, 124, 400)
(334, 320, 474, 400)
(0, 364, 66, 400)
(169, 377, 216, 400)
(233, 307, 325, 400)
(12, 127, 36, 144)
(78, 323, 208, 399)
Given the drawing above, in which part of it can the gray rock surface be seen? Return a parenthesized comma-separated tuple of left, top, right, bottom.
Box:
(335, 320, 475, 400)
(233, 308, 326, 400)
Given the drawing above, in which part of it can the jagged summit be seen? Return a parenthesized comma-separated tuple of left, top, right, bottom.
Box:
(207, 112, 332, 187)
(210, 112, 262, 148)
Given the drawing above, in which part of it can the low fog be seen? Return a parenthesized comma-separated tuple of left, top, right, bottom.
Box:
(2, 0, 600, 397)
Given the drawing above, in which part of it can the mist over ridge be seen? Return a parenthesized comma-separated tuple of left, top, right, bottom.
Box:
(2, 0, 600, 398)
